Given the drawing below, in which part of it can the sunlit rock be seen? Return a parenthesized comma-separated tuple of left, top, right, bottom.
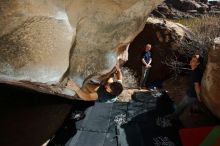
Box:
(201, 37, 220, 119)
(0, 0, 74, 83)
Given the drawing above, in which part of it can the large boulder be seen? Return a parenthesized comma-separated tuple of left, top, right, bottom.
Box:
(0, 0, 73, 83)
(201, 37, 220, 119)
(0, 0, 164, 97)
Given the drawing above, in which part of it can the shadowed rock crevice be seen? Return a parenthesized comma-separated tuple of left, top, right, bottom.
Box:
(125, 17, 195, 83)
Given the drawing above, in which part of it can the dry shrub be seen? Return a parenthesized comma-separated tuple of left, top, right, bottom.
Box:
(168, 15, 220, 75)
(176, 15, 220, 57)
(121, 67, 138, 88)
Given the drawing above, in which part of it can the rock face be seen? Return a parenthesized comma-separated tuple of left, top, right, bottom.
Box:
(0, 0, 164, 96)
(0, 0, 73, 83)
(201, 37, 220, 119)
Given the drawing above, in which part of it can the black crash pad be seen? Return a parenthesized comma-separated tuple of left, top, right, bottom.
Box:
(49, 91, 183, 146)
